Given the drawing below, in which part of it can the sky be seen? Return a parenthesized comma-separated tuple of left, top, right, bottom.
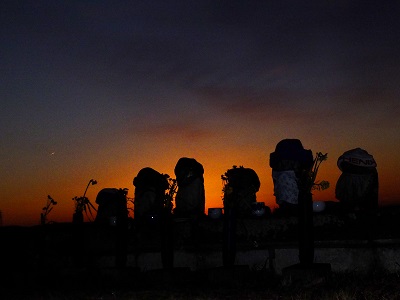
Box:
(1, 1, 400, 226)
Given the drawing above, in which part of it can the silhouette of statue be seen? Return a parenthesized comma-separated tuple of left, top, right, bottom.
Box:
(95, 188, 129, 268)
(222, 166, 260, 217)
(133, 167, 173, 268)
(335, 148, 378, 212)
(270, 139, 313, 214)
(95, 188, 128, 226)
(133, 167, 169, 221)
(270, 139, 315, 265)
(221, 166, 260, 266)
(174, 157, 205, 218)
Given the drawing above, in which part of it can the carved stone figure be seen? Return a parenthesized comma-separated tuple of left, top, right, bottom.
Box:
(174, 157, 205, 218)
(335, 148, 378, 212)
(133, 167, 169, 220)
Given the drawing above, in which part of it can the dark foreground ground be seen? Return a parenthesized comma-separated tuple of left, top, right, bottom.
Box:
(2, 204, 400, 299)
(1, 266, 400, 300)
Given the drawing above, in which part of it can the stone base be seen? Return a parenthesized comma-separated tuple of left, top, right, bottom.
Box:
(282, 263, 331, 287)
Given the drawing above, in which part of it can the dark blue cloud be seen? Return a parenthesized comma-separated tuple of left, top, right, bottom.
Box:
(1, 0, 399, 120)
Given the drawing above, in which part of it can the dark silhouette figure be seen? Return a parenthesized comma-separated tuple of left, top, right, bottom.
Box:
(222, 166, 260, 217)
(335, 148, 379, 240)
(133, 167, 169, 220)
(133, 167, 173, 268)
(95, 188, 129, 268)
(222, 166, 260, 267)
(174, 157, 205, 218)
(270, 139, 314, 265)
(270, 139, 314, 214)
(95, 188, 128, 226)
(335, 148, 378, 212)
(172, 157, 205, 260)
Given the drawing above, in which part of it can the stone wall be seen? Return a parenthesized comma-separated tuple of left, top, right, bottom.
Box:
(2, 206, 400, 275)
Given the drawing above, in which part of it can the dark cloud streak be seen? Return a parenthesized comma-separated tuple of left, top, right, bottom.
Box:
(1, 1, 399, 125)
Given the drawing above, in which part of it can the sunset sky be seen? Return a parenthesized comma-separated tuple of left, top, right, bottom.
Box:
(1, 1, 400, 226)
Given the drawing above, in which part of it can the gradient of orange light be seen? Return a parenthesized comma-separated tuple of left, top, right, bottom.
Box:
(2, 140, 400, 226)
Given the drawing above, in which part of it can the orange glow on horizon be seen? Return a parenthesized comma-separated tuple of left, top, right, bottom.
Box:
(2, 1, 400, 229)
(2, 143, 400, 227)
